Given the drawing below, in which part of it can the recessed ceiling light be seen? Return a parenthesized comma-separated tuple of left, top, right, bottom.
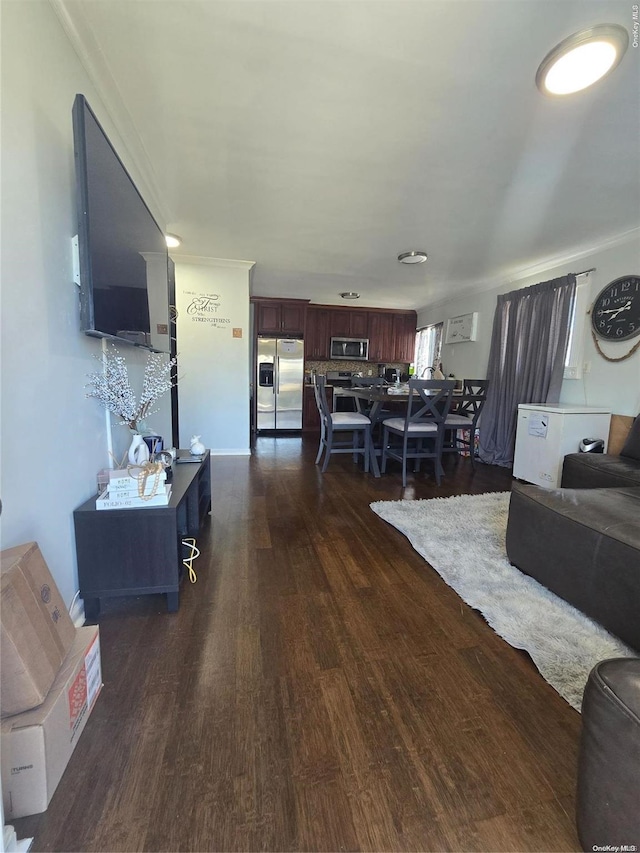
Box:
(340, 291, 360, 300)
(398, 251, 428, 265)
(536, 24, 629, 96)
(165, 233, 182, 248)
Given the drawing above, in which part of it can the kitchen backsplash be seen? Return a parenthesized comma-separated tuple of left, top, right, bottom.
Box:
(306, 359, 408, 376)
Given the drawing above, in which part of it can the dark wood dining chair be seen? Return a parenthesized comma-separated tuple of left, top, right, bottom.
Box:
(313, 376, 372, 473)
(442, 379, 489, 471)
(381, 379, 455, 487)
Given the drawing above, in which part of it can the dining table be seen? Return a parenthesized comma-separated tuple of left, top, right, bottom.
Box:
(341, 386, 461, 477)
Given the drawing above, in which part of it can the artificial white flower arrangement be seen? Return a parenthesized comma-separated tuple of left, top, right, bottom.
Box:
(86, 345, 176, 434)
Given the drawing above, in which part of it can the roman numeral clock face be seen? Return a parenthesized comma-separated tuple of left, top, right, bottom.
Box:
(591, 276, 640, 341)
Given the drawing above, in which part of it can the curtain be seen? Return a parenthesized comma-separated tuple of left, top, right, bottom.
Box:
(478, 274, 576, 467)
(414, 323, 443, 376)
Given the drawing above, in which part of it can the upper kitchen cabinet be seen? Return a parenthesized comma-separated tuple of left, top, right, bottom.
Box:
(393, 312, 417, 363)
(254, 298, 308, 336)
(329, 310, 369, 339)
(305, 306, 331, 359)
(367, 310, 416, 362)
(367, 312, 395, 362)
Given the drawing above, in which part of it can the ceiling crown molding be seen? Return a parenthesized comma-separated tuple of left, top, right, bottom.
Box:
(49, 0, 170, 227)
(173, 255, 257, 270)
(418, 226, 640, 314)
(500, 226, 640, 288)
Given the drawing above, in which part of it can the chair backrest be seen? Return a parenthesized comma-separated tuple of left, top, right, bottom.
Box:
(352, 377, 384, 388)
(457, 379, 489, 424)
(406, 379, 455, 427)
(314, 375, 331, 420)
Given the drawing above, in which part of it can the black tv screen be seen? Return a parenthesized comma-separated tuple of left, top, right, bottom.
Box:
(72, 94, 170, 353)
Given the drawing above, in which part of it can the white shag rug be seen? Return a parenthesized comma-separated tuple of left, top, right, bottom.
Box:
(370, 492, 636, 711)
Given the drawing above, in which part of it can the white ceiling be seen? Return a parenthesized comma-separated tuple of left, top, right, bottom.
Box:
(55, 0, 640, 310)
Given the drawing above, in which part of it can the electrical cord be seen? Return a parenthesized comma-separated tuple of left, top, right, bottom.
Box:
(182, 538, 200, 583)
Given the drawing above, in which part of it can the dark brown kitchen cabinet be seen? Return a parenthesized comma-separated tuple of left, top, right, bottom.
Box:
(367, 312, 395, 361)
(305, 306, 331, 359)
(303, 384, 333, 431)
(329, 310, 369, 339)
(366, 310, 416, 362)
(393, 312, 417, 363)
(254, 299, 307, 336)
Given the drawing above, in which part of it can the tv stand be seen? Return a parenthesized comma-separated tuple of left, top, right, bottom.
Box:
(73, 451, 211, 618)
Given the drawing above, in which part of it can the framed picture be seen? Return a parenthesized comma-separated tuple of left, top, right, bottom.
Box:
(445, 312, 478, 343)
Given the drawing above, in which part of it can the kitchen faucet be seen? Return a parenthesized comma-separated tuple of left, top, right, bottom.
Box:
(420, 366, 435, 378)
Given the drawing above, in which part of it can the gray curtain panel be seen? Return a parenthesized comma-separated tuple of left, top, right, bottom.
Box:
(478, 274, 576, 467)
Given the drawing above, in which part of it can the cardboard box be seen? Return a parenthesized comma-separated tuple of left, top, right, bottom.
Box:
(1, 542, 76, 717)
(1, 625, 102, 819)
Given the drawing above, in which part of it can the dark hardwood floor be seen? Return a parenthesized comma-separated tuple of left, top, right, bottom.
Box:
(15, 436, 581, 852)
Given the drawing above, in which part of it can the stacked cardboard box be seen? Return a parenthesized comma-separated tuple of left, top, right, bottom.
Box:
(0, 543, 102, 819)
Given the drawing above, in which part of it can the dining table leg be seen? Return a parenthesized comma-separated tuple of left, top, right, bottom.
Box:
(367, 400, 383, 477)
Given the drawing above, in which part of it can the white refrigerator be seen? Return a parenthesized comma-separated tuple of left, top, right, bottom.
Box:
(513, 404, 611, 488)
(256, 337, 304, 430)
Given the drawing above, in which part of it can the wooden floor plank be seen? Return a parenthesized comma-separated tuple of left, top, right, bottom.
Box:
(14, 437, 581, 852)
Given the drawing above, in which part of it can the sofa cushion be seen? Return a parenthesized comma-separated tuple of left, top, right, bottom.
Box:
(620, 413, 640, 461)
(506, 482, 640, 650)
(561, 452, 640, 489)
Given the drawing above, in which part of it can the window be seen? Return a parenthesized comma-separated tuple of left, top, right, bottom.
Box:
(564, 272, 591, 379)
(414, 322, 443, 377)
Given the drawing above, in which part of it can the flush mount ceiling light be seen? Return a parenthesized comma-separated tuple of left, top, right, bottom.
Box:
(340, 291, 360, 300)
(536, 24, 629, 95)
(165, 233, 182, 248)
(398, 250, 428, 265)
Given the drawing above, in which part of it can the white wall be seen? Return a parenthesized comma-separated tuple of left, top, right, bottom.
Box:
(416, 234, 640, 417)
(0, 1, 171, 607)
(175, 257, 254, 454)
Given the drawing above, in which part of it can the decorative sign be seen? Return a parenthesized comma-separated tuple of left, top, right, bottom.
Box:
(445, 312, 478, 344)
(184, 291, 231, 328)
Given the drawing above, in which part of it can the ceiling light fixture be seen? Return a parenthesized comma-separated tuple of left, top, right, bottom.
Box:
(165, 233, 182, 248)
(536, 24, 629, 96)
(398, 251, 428, 265)
(340, 291, 360, 300)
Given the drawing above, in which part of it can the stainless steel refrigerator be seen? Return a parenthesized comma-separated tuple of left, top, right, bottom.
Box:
(256, 337, 304, 430)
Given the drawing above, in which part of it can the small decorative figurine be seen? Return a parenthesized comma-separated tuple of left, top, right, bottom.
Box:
(190, 435, 206, 455)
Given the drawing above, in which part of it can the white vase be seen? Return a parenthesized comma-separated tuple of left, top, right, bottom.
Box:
(128, 433, 150, 466)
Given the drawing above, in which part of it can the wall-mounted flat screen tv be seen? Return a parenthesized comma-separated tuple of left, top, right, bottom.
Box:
(72, 94, 170, 353)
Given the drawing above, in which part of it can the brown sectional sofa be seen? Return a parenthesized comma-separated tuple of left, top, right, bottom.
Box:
(506, 413, 640, 652)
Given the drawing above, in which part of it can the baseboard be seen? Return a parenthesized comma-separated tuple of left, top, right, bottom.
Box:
(209, 449, 251, 456)
(69, 596, 86, 627)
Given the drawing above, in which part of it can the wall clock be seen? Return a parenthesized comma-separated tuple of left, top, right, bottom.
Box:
(591, 275, 640, 340)
(590, 275, 640, 362)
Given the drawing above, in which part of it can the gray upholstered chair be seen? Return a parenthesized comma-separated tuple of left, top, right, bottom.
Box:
(381, 379, 455, 487)
(314, 376, 372, 473)
(442, 379, 488, 471)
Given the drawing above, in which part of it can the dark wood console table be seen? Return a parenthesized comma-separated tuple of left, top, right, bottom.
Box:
(73, 450, 211, 618)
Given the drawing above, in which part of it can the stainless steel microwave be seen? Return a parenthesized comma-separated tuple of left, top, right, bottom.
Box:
(330, 337, 369, 360)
